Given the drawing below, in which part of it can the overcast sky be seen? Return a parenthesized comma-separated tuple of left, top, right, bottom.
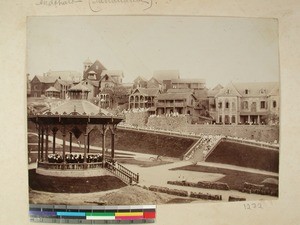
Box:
(27, 16, 279, 88)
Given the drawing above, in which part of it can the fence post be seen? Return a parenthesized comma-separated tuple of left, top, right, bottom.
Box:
(130, 176, 133, 185)
(137, 173, 139, 183)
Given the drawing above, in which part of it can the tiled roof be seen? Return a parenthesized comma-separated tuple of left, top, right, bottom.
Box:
(167, 88, 193, 93)
(56, 79, 73, 86)
(134, 76, 148, 83)
(233, 82, 279, 97)
(100, 74, 118, 84)
(153, 70, 180, 81)
(157, 92, 195, 100)
(215, 82, 279, 98)
(49, 100, 110, 116)
(207, 84, 224, 97)
(36, 75, 57, 84)
(100, 70, 124, 78)
(45, 86, 60, 92)
(215, 82, 242, 97)
(171, 78, 206, 84)
(69, 83, 90, 92)
(268, 84, 280, 96)
(134, 88, 160, 96)
(45, 70, 81, 81)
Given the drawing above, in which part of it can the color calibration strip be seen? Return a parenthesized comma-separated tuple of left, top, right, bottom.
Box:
(29, 204, 156, 224)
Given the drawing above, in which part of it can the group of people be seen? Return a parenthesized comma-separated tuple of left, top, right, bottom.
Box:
(47, 153, 103, 163)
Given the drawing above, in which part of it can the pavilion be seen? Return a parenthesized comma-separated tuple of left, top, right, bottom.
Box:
(28, 83, 139, 184)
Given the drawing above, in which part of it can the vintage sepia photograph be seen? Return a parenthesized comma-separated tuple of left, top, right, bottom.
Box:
(27, 15, 280, 206)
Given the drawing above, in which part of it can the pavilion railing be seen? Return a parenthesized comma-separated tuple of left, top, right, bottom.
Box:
(37, 161, 139, 185)
(38, 162, 103, 170)
(105, 160, 139, 185)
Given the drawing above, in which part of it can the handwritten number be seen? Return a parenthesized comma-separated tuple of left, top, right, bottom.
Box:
(244, 203, 263, 210)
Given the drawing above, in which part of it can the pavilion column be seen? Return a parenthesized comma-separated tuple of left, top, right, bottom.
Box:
(52, 130, 56, 154)
(111, 132, 115, 160)
(62, 132, 66, 163)
(102, 127, 106, 168)
(248, 115, 250, 123)
(84, 133, 88, 163)
(87, 133, 90, 154)
(257, 115, 260, 124)
(37, 125, 41, 162)
(69, 132, 72, 154)
(45, 126, 49, 162)
(41, 127, 44, 162)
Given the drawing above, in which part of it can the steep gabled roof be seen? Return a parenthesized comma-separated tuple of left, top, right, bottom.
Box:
(153, 70, 180, 81)
(35, 75, 57, 84)
(45, 70, 81, 81)
(268, 84, 280, 96)
(133, 88, 160, 96)
(84, 60, 107, 80)
(148, 76, 162, 84)
(100, 70, 124, 78)
(207, 84, 224, 97)
(134, 76, 148, 83)
(56, 79, 73, 86)
(215, 82, 242, 97)
(45, 86, 60, 92)
(233, 82, 278, 97)
(69, 83, 90, 92)
(100, 74, 118, 84)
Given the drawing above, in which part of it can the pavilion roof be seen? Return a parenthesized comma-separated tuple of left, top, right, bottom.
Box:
(49, 100, 110, 116)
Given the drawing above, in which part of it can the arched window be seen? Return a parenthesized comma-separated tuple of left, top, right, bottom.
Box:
(225, 102, 230, 109)
(273, 100, 277, 108)
(218, 102, 222, 109)
(242, 101, 248, 109)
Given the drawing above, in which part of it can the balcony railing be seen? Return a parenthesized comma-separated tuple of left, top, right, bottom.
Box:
(156, 102, 187, 107)
(38, 162, 103, 170)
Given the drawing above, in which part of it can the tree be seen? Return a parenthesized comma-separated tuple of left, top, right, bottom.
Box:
(101, 85, 129, 108)
(261, 113, 279, 125)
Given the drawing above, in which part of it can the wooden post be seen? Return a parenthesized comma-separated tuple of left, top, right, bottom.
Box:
(69, 132, 72, 154)
(84, 134, 88, 164)
(45, 126, 49, 162)
(41, 127, 44, 162)
(87, 133, 90, 154)
(37, 125, 41, 162)
(62, 133, 66, 163)
(111, 132, 115, 160)
(102, 125, 106, 168)
(52, 130, 56, 154)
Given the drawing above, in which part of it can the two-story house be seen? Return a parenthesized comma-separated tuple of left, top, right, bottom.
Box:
(155, 89, 197, 116)
(128, 88, 160, 110)
(215, 82, 279, 124)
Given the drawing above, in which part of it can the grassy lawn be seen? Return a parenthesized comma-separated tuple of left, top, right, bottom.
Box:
(171, 165, 278, 191)
(28, 169, 127, 193)
(116, 158, 172, 167)
(32, 128, 196, 158)
(206, 141, 279, 173)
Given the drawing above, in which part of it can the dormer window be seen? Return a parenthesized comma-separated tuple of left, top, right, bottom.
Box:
(245, 89, 249, 94)
(260, 89, 266, 94)
(226, 89, 230, 94)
